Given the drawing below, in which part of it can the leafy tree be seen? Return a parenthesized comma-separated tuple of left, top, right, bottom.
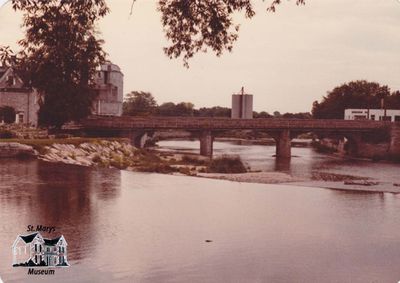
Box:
(175, 102, 195, 116)
(273, 111, 281, 117)
(123, 91, 157, 116)
(282, 112, 311, 119)
(312, 80, 393, 119)
(4, 0, 109, 128)
(253, 111, 272, 118)
(156, 102, 177, 116)
(195, 106, 231, 117)
(155, 101, 194, 116)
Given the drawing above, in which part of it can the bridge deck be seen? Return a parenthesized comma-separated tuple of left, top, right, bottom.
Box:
(79, 116, 391, 132)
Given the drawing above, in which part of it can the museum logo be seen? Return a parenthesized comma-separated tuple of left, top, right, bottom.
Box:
(12, 231, 69, 275)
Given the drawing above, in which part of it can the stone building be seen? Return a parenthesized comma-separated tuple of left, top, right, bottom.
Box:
(0, 62, 124, 126)
(0, 66, 40, 126)
(92, 62, 124, 116)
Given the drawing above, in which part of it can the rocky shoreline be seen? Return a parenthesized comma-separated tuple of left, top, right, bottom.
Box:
(39, 140, 138, 168)
(0, 142, 37, 158)
(1, 140, 398, 193)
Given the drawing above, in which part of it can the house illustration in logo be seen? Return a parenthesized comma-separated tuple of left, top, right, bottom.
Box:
(12, 232, 69, 267)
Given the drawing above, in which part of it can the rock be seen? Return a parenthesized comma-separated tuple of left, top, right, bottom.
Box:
(344, 180, 379, 186)
(0, 143, 35, 158)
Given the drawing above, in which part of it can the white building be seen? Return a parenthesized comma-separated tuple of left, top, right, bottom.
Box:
(344, 109, 400, 122)
(231, 87, 253, 119)
(12, 232, 68, 267)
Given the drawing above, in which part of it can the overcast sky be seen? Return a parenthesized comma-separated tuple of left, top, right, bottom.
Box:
(1, 0, 400, 113)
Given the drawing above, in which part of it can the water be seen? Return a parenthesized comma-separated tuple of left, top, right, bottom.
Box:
(157, 140, 400, 184)
(0, 142, 400, 282)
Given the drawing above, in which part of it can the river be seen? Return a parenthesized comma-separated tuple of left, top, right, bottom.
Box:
(0, 141, 400, 282)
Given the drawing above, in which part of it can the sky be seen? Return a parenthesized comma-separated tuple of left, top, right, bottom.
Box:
(0, 0, 400, 113)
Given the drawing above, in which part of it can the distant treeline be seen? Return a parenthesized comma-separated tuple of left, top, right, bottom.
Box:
(312, 80, 400, 119)
(122, 91, 311, 119)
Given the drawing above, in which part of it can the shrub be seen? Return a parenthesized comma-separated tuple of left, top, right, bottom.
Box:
(208, 155, 247, 173)
(181, 155, 209, 165)
(0, 129, 16, 139)
(136, 163, 177, 174)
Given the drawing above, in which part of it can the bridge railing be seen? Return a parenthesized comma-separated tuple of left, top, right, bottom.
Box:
(80, 116, 391, 131)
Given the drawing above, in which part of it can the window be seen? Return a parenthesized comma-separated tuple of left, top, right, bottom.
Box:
(7, 75, 15, 85)
(17, 113, 24, 124)
(354, 115, 367, 120)
(103, 71, 109, 84)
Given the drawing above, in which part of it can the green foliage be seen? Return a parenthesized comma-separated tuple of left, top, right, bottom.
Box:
(253, 111, 272, 118)
(282, 112, 311, 119)
(0, 129, 16, 139)
(181, 155, 209, 165)
(208, 155, 247, 173)
(123, 91, 157, 116)
(312, 80, 397, 119)
(0, 106, 16, 124)
(195, 106, 231, 117)
(9, 0, 109, 128)
(156, 102, 194, 116)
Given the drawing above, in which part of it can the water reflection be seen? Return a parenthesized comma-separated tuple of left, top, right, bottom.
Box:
(157, 140, 400, 184)
(0, 159, 121, 265)
(274, 157, 291, 172)
(1, 151, 400, 282)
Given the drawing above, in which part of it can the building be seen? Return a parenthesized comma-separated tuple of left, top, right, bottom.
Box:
(231, 87, 253, 119)
(12, 232, 69, 267)
(92, 62, 124, 116)
(0, 61, 124, 126)
(344, 109, 400, 122)
(0, 66, 40, 126)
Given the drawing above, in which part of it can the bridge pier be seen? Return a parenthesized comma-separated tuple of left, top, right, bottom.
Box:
(389, 123, 400, 157)
(128, 131, 148, 149)
(199, 130, 214, 157)
(271, 129, 292, 158)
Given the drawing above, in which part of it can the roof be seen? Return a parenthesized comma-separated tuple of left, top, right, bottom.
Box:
(20, 233, 39, 244)
(44, 236, 61, 246)
(0, 69, 6, 80)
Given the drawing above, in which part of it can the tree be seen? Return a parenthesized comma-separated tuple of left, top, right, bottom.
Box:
(273, 111, 281, 117)
(282, 112, 311, 119)
(123, 91, 157, 116)
(195, 106, 231, 117)
(175, 102, 195, 116)
(5, 0, 109, 128)
(312, 80, 393, 119)
(158, 0, 305, 67)
(156, 102, 177, 116)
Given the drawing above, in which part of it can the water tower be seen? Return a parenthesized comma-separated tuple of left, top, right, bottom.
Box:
(231, 87, 253, 119)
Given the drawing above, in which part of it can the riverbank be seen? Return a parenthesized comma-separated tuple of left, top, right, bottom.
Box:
(1, 138, 399, 193)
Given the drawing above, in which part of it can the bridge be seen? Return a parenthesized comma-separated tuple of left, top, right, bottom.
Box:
(78, 116, 400, 158)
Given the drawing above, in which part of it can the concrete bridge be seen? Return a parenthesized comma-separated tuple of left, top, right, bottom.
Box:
(78, 116, 400, 159)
